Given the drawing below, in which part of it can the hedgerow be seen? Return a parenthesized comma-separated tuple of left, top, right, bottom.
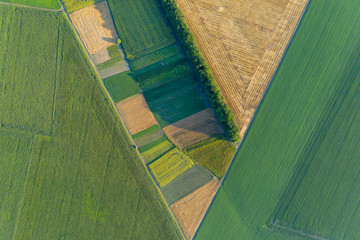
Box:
(160, 0, 240, 142)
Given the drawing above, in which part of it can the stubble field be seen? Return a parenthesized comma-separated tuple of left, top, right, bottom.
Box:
(175, 0, 309, 137)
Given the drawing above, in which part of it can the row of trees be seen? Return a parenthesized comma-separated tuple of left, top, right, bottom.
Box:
(160, 0, 240, 142)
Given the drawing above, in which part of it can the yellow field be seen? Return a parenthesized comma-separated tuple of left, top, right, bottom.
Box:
(149, 148, 194, 187)
(69, 1, 118, 55)
(175, 0, 309, 137)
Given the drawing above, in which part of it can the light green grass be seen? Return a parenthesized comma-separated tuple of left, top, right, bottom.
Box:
(62, 0, 103, 13)
(162, 165, 213, 204)
(0, 0, 61, 9)
(129, 43, 182, 71)
(184, 135, 236, 178)
(107, 45, 121, 58)
(103, 71, 141, 103)
(195, 1, 360, 239)
(96, 45, 123, 70)
(0, 132, 32, 240)
(107, 0, 176, 58)
(0, 6, 183, 239)
(141, 139, 174, 164)
(149, 148, 194, 187)
(0, 7, 59, 134)
(133, 125, 164, 148)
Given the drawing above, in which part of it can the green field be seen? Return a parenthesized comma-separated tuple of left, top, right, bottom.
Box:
(136, 60, 192, 90)
(0, 0, 61, 9)
(133, 124, 164, 147)
(149, 148, 194, 187)
(96, 45, 124, 70)
(143, 75, 207, 127)
(162, 165, 213, 204)
(0, 8, 59, 134)
(184, 135, 236, 178)
(129, 43, 182, 71)
(103, 71, 141, 103)
(107, 0, 176, 59)
(0, 6, 183, 239)
(195, 1, 360, 239)
(62, 0, 103, 13)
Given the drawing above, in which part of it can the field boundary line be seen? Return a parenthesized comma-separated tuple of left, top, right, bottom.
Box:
(0, 1, 63, 11)
(270, 222, 330, 240)
(60, 1, 186, 238)
(192, 0, 312, 238)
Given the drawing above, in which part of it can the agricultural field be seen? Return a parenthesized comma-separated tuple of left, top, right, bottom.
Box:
(62, 0, 103, 13)
(162, 165, 213, 204)
(116, 94, 158, 134)
(195, 0, 360, 239)
(143, 73, 208, 127)
(0, 0, 61, 9)
(163, 108, 224, 150)
(176, 0, 309, 138)
(69, 1, 118, 55)
(149, 148, 194, 187)
(107, 0, 176, 58)
(184, 135, 236, 178)
(171, 179, 220, 240)
(103, 71, 141, 103)
(0, 5, 183, 239)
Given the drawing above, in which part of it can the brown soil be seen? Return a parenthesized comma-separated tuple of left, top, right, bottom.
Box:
(116, 94, 158, 135)
(69, 1, 118, 55)
(175, 0, 309, 138)
(171, 179, 220, 240)
(163, 108, 224, 150)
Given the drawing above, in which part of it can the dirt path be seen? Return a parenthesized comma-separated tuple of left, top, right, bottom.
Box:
(0, 1, 63, 11)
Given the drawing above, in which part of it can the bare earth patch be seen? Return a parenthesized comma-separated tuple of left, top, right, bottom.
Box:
(116, 94, 158, 135)
(170, 179, 220, 240)
(90, 48, 110, 65)
(175, 0, 309, 138)
(163, 108, 224, 150)
(69, 1, 118, 55)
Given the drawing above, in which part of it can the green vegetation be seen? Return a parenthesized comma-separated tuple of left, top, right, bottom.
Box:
(160, 0, 240, 142)
(62, 0, 103, 13)
(0, 132, 33, 240)
(0, 5, 59, 135)
(103, 71, 141, 103)
(133, 124, 163, 147)
(147, 84, 207, 127)
(149, 148, 194, 187)
(195, 1, 360, 239)
(96, 46, 124, 70)
(107, 0, 176, 58)
(136, 60, 191, 90)
(0, 6, 183, 239)
(162, 165, 213, 204)
(0, 0, 61, 9)
(141, 139, 174, 164)
(185, 135, 236, 178)
(129, 43, 182, 71)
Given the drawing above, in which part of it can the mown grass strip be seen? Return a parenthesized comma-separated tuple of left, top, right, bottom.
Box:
(142, 140, 175, 164)
(133, 124, 161, 140)
(62, 0, 103, 13)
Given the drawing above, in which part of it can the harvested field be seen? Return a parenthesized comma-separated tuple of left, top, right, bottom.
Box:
(162, 165, 213, 204)
(149, 148, 194, 187)
(171, 179, 220, 240)
(163, 108, 224, 150)
(116, 94, 158, 135)
(176, 0, 309, 137)
(69, 1, 118, 55)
